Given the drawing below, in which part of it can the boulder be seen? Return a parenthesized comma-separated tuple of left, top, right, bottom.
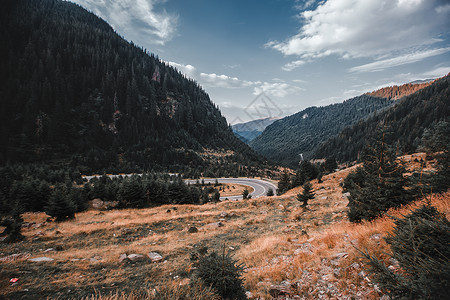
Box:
(148, 252, 163, 262)
(127, 254, 144, 262)
(119, 253, 128, 263)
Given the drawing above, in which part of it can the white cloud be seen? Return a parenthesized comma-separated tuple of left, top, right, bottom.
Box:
(199, 73, 255, 89)
(349, 47, 450, 73)
(282, 60, 306, 71)
(167, 61, 197, 77)
(72, 0, 178, 45)
(253, 82, 304, 98)
(269, 0, 449, 60)
(168, 62, 305, 98)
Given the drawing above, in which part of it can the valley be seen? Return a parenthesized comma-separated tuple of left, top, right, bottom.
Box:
(1, 0, 449, 299)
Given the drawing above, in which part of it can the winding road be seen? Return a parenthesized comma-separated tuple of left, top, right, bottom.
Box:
(83, 174, 277, 201)
(186, 178, 278, 200)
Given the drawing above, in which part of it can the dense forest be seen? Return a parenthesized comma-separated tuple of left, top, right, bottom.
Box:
(0, 0, 267, 176)
(314, 74, 450, 162)
(249, 95, 394, 167)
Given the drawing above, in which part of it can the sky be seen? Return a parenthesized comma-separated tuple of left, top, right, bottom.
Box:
(71, 0, 450, 124)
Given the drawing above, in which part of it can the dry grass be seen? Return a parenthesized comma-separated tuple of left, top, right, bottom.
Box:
(1, 153, 448, 299)
(219, 183, 254, 197)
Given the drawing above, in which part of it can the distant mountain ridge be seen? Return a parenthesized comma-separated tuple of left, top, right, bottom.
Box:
(250, 78, 439, 167)
(232, 117, 279, 142)
(366, 80, 435, 100)
(249, 95, 394, 167)
(0, 0, 266, 176)
(314, 74, 450, 162)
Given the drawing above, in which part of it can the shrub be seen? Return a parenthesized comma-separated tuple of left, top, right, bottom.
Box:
(242, 189, 249, 199)
(363, 204, 450, 299)
(196, 250, 247, 300)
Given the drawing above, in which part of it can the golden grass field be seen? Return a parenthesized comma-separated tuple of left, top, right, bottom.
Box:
(0, 153, 448, 299)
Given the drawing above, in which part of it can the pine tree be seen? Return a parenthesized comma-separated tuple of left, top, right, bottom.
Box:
(196, 249, 247, 300)
(363, 204, 450, 299)
(45, 184, 77, 221)
(344, 127, 412, 222)
(297, 181, 315, 207)
(242, 189, 249, 199)
(277, 171, 291, 195)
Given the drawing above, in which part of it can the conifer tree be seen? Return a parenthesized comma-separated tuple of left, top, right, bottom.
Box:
(297, 181, 315, 207)
(277, 171, 291, 195)
(344, 127, 412, 222)
(45, 184, 77, 221)
(363, 204, 450, 299)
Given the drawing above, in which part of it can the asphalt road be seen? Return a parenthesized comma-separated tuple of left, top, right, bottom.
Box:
(83, 174, 277, 201)
(187, 178, 278, 200)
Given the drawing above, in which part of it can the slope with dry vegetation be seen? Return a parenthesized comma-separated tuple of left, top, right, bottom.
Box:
(0, 154, 448, 299)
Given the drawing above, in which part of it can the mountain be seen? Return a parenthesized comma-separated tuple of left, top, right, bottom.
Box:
(249, 95, 394, 167)
(366, 80, 435, 100)
(232, 117, 279, 142)
(314, 74, 450, 162)
(249, 79, 441, 167)
(0, 0, 266, 176)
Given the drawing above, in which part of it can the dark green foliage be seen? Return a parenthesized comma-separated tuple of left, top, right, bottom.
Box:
(45, 184, 77, 221)
(0, 213, 24, 243)
(363, 205, 450, 299)
(266, 188, 274, 196)
(344, 127, 412, 222)
(315, 75, 450, 162)
(212, 190, 220, 202)
(118, 176, 145, 208)
(242, 189, 249, 199)
(422, 120, 450, 193)
(196, 250, 247, 300)
(0, 0, 268, 177)
(277, 171, 291, 195)
(324, 157, 338, 174)
(250, 95, 394, 167)
(291, 160, 319, 187)
(297, 181, 315, 207)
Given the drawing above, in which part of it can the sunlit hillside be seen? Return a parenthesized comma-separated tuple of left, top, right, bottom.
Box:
(1, 153, 447, 299)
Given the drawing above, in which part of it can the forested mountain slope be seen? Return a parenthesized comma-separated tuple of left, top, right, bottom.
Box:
(314, 74, 450, 162)
(249, 95, 394, 167)
(0, 0, 265, 176)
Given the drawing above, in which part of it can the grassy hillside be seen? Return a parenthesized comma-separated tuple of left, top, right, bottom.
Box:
(1, 153, 447, 299)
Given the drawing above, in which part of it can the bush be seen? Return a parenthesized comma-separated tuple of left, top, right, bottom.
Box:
(266, 188, 274, 196)
(363, 204, 450, 299)
(196, 250, 247, 300)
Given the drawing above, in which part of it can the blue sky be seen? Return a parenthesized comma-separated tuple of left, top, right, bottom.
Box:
(72, 0, 450, 123)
